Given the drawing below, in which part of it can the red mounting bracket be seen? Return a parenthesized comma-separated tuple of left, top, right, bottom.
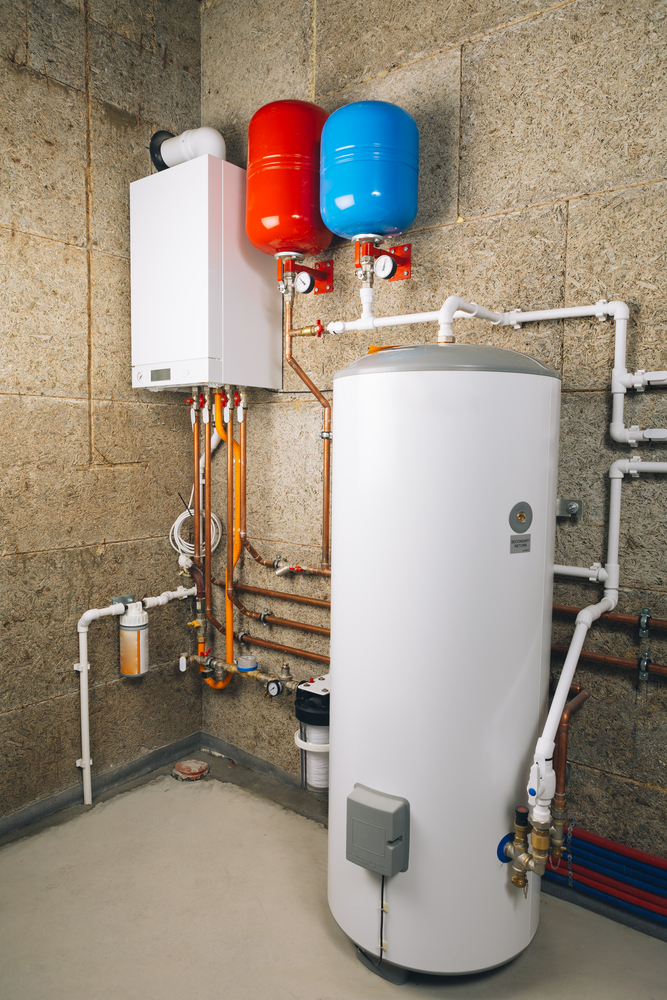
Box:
(354, 241, 412, 281)
(277, 258, 334, 294)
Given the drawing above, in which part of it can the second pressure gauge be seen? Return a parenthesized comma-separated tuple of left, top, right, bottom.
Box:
(295, 271, 315, 294)
(374, 254, 398, 280)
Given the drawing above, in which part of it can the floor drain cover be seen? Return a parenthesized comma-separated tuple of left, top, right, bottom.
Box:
(172, 759, 210, 781)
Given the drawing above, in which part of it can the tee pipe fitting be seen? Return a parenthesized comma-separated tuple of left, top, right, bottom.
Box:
(504, 807, 550, 890)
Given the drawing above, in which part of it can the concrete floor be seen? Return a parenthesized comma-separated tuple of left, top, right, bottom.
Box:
(1, 773, 666, 1000)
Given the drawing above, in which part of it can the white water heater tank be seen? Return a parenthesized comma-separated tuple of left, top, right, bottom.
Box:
(328, 343, 560, 977)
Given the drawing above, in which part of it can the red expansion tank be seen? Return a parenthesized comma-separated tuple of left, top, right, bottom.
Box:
(246, 100, 332, 257)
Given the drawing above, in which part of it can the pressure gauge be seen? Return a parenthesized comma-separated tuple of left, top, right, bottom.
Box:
(374, 254, 397, 279)
(267, 679, 283, 697)
(295, 271, 315, 294)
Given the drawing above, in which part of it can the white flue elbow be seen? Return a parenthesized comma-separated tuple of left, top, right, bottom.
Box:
(150, 127, 226, 171)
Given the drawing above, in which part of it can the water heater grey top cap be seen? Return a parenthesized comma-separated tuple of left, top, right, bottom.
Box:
(334, 343, 560, 380)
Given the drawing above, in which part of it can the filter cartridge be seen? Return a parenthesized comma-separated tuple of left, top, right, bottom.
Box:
(119, 601, 149, 676)
(295, 674, 330, 791)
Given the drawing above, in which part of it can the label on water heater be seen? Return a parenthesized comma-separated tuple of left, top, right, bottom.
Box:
(510, 534, 531, 554)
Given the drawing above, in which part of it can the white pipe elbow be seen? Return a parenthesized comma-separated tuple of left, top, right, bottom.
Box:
(77, 609, 99, 632)
(606, 300, 630, 321)
(609, 459, 629, 479)
(575, 597, 616, 628)
(77, 603, 125, 632)
(161, 127, 226, 167)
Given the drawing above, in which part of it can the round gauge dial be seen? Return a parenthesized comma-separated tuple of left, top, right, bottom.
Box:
(295, 271, 315, 294)
(374, 254, 398, 279)
(267, 680, 283, 697)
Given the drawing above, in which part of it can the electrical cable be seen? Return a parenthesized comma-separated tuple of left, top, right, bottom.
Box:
(169, 483, 222, 557)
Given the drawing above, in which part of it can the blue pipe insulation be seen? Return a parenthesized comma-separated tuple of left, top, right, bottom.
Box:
(570, 837, 667, 889)
(543, 869, 667, 927)
(561, 851, 667, 900)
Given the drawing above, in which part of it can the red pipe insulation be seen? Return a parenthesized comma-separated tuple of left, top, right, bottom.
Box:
(572, 826, 667, 872)
(548, 858, 667, 913)
(559, 866, 667, 917)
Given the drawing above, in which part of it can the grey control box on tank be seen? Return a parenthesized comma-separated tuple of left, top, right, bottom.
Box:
(346, 784, 410, 877)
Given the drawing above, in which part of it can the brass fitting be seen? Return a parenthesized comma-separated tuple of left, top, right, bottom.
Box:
(359, 256, 375, 289)
(293, 322, 323, 337)
(504, 807, 532, 889)
(213, 661, 228, 683)
(550, 799, 568, 859)
(527, 822, 550, 877)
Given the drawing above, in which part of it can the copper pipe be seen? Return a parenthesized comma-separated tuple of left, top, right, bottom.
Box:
(239, 388, 331, 575)
(238, 400, 273, 567)
(192, 406, 201, 567)
(229, 592, 329, 637)
(237, 631, 330, 665)
(239, 405, 247, 546)
(553, 604, 667, 633)
(554, 686, 589, 799)
(206, 611, 330, 665)
(551, 644, 667, 678)
(284, 296, 332, 570)
(215, 575, 329, 635)
(225, 398, 235, 665)
(243, 539, 276, 568)
(204, 399, 212, 613)
(234, 584, 330, 610)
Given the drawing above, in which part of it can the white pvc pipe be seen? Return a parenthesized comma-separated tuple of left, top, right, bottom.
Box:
(554, 564, 609, 583)
(76, 603, 126, 805)
(75, 589, 196, 805)
(142, 586, 196, 610)
(326, 293, 504, 337)
(161, 127, 226, 167)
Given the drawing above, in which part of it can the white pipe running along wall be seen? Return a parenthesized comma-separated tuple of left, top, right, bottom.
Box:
(554, 563, 609, 582)
(75, 586, 196, 805)
(330, 290, 667, 826)
(326, 292, 504, 343)
(527, 439, 667, 825)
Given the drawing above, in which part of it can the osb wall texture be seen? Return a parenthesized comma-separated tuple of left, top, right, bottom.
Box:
(1, 1, 202, 817)
(201, 0, 667, 855)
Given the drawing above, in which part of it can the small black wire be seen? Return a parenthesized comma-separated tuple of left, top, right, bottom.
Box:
(178, 491, 192, 513)
(367, 875, 385, 968)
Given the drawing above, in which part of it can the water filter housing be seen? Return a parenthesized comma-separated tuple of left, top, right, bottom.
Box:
(320, 101, 419, 239)
(328, 344, 560, 975)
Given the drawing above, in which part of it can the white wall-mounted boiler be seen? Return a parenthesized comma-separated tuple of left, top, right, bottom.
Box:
(130, 154, 282, 391)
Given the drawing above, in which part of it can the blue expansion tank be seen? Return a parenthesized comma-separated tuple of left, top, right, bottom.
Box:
(320, 101, 419, 240)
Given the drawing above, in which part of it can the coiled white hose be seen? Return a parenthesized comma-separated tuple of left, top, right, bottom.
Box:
(169, 485, 223, 557)
(170, 430, 223, 558)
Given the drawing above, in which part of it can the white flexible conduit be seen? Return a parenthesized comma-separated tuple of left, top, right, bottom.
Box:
(76, 587, 196, 805)
(170, 429, 223, 558)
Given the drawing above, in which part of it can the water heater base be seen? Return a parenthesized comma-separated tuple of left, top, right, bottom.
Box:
(356, 948, 410, 985)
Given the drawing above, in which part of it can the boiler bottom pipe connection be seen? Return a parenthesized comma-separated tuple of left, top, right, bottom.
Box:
(183, 653, 300, 693)
(504, 806, 550, 891)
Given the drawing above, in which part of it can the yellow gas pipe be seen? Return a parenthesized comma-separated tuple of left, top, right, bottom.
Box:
(214, 391, 242, 669)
